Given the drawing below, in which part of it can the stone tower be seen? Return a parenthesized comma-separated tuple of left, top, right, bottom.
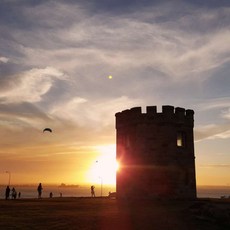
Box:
(115, 105, 196, 199)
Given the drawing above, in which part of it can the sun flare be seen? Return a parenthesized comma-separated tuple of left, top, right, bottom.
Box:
(87, 144, 118, 185)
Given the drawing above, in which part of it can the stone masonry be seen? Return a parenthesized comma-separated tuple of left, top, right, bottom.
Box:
(115, 105, 197, 199)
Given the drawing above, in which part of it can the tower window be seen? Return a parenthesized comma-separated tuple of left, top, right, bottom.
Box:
(177, 132, 186, 147)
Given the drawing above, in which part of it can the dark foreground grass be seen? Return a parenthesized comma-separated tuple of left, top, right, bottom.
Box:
(0, 197, 229, 230)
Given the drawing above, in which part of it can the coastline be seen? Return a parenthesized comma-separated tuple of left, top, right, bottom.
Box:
(1, 184, 229, 199)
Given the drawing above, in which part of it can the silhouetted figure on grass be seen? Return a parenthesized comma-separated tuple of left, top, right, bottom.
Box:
(37, 183, 43, 198)
(18, 192, 21, 198)
(11, 187, 17, 199)
(49, 192, 53, 198)
(91, 185, 95, 197)
(5, 186, 10, 200)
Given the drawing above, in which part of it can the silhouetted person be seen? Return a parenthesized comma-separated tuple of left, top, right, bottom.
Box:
(91, 185, 95, 197)
(49, 192, 53, 198)
(18, 192, 21, 198)
(11, 187, 17, 199)
(37, 183, 43, 198)
(5, 186, 10, 200)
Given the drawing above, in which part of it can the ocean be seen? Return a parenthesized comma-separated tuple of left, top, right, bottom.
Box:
(196, 185, 230, 198)
(0, 185, 229, 199)
(0, 184, 116, 199)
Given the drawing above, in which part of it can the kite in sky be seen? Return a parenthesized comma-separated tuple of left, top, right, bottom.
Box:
(43, 128, 52, 133)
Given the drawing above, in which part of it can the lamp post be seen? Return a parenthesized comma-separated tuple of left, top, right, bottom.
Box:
(5, 171, 11, 186)
(96, 161, 103, 197)
(99, 176, 103, 197)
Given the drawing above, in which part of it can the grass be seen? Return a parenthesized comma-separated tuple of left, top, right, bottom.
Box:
(0, 197, 229, 229)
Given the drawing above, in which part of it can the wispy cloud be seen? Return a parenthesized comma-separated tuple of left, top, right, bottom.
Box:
(0, 0, 229, 144)
(3, 1, 229, 80)
(0, 67, 67, 103)
(195, 124, 230, 141)
(196, 97, 230, 111)
(199, 164, 230, 168)
(0, 0, 230, 185)
(50, 96, 143, 128)
(221, 108, 230, 120)
(0, 56, 9, 63)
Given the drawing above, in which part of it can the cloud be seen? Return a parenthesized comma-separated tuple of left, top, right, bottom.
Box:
(0, 102, 53, 131)
(0, 0, 230, 186)
(221, 108, 230, 120)
(2, 1, 229, 84)
(50, 96, 143, 128)
(0, 56, 9, 63)
(199, 164, 230, 168)
(0, 67, 67, 103)
(195, 124, 230, 141)
(196, 97, 230, 111)
(213, 130, 230, 139)
(0, 1, 230, 145)
(0, 0, 229, 146)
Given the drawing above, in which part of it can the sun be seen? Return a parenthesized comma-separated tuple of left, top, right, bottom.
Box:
(87, 144, 119, 185)
(115, 161, 120, 171)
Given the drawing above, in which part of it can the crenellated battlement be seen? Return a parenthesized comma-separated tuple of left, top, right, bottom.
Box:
(115, 105, 194, 128)
(116, 104, 196, 199)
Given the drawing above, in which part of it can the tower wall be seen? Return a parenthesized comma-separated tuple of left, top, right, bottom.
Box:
(115, 105, 196, 199)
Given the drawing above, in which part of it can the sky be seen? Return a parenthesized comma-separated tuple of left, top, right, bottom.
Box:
(0, 0, 230, 187)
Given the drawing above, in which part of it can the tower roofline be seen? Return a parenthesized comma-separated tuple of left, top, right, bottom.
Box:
(115, 105, 194, 128)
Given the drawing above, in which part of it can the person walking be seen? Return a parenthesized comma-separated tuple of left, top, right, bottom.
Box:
(91, 185, 95, 197)
(5, 186, 10, 200)
(11, 187, 17, 199)
(37, 183, 43, 198)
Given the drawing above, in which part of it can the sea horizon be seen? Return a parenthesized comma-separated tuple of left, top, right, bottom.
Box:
(0, 183, 116, 199)
(1, 184, 229, 199)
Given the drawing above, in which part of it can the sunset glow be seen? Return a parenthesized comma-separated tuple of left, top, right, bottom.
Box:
(0, 1, 230, 188)
(86, 145, 118, 185)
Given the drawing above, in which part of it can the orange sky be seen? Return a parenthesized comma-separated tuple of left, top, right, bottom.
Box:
(0, 1, 230, 188)
(0, 128, 117, 186)
(0, 127, 229, 187)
